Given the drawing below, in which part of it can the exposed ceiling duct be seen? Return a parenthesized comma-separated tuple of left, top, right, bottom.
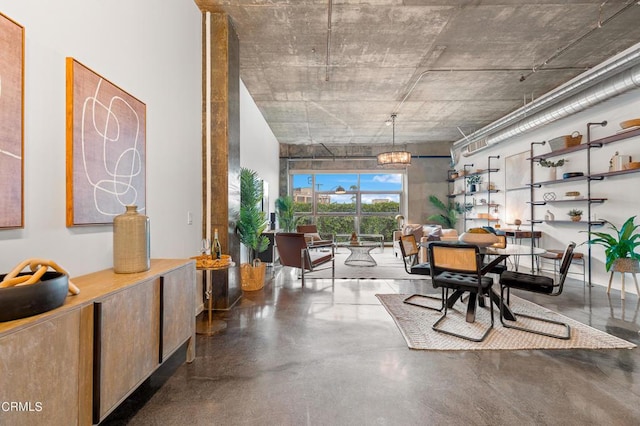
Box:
(453, 45, 640, 158)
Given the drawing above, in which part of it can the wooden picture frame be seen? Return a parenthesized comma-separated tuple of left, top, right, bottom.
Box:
(0, 13, 25, 229)
(66, 58, 146, 226)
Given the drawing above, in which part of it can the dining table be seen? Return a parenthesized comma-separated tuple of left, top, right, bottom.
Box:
(421, 241, 546, 322)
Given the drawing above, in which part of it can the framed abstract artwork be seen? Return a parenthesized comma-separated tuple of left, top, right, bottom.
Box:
(66, 58, 146, 226)
(0, 13, 24, 229)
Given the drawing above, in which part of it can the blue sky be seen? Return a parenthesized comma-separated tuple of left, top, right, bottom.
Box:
(292, 173, 402, 191)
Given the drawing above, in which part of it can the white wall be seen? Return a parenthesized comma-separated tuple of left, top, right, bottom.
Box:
(239, 79, 280, 214)
(0, 0, 203, 276)
(457, 86, 640, 294)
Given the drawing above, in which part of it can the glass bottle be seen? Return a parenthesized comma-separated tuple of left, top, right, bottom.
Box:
(213, 228, 222, 259)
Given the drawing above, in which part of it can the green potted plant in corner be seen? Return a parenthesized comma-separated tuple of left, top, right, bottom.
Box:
(585, 216, 640, 275)
(466, 174, 482, 193)
(275, 195, 300, 232)
(427, 195, 473, 229)
(568, 209, 583, 222)
(237, 168, 269, 291)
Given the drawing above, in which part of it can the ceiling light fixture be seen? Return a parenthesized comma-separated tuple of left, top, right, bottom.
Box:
(334, 185, 346, 194)
(377, 114, 411, 166)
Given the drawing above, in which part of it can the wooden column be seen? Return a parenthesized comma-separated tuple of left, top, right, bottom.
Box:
(201, 10, 241, 264)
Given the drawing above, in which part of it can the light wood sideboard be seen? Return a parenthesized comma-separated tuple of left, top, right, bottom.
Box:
(0, 259, 196, 425)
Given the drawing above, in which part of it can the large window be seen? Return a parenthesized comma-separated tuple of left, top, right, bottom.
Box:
(291, 172, 403, 241)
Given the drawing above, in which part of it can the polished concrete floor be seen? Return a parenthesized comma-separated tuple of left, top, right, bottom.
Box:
(104, 265, 640, 425)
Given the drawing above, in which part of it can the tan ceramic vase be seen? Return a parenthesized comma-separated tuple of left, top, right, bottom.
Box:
(113, 205, 150, 273)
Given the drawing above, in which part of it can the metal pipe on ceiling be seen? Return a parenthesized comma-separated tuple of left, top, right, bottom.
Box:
(452, 45, 640, 157)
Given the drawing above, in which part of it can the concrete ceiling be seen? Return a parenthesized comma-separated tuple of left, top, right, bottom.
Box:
(195, 1, 640, 148)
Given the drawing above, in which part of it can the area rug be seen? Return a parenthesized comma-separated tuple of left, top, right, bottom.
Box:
(376, 293, 636, 351)
(311, 250, 429, 280)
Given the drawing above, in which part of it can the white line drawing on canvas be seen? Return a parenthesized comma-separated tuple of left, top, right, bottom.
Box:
(80, 79, 144, 216)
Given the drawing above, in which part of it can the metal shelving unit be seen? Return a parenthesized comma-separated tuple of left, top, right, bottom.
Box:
(527, 120, 640, 287)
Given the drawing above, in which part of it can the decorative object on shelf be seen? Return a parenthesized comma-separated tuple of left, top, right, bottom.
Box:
(568, 209, 583, 222)
(619, 118, 640, 130)
(238, 168, 269, 291)
(608, 151, 632, 171)
(538, 158, 567, 180)
(113, 205, 150, 274)
(562, 172, 584, 179)
(377, 114, 411, 166)
(466, 174, 482, 192)
(545, 210, 555, 221)
(427, 195, 472, 228)
(450, 171, 459, 179)
(564, 191, 583, 200)
(623, 161, 640, 170)
(0, 258, 80, 322)
(547, 131, 582, 151)
(514, 218, 522, 230)
(487, 182, 497, 190)
(585, 216, 640, 272)
(543, 192, 557, 201)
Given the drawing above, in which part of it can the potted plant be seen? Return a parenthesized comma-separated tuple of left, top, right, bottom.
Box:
(238, 168, 269, 290)
(427, 195, 473, 229)
(568, 209, 583, 222)
(275, 195, 300, 232)
(538, 158, 568, 181)
(466, 174, 482, 193)
(585, 216, 640, 274)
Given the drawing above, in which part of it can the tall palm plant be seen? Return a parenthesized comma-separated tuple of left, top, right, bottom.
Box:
(237, 168, 269, 261)
(427, 195, 472, 229)
(275, 195, 300, 232)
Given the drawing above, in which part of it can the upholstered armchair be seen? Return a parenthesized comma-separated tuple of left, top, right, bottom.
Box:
(296, 225, 334, 247)
(392, 224, 459, 262)
(275, 232, 335, 286)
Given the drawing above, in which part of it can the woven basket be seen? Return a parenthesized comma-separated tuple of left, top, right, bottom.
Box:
(548, 131, 582, 151)
(240, 259, 266, 291)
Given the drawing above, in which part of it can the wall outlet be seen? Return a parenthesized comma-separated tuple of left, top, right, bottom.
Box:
(187, 211, 193, 225)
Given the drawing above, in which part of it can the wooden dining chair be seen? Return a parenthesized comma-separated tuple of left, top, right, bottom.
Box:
(428, 242, 495, 342)
(399, 234, 443, 311)
(498, 242, 575, 339)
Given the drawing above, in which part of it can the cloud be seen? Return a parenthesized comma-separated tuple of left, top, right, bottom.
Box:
(371, 174, 402, 184)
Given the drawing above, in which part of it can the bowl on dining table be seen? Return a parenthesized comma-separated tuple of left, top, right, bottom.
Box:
(458, 231, 500, 247)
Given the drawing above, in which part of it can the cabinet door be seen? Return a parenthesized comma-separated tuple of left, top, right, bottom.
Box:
(161, 264, 195, 361)
(0, 310, 82, 426)
(94, 278, 160, 422)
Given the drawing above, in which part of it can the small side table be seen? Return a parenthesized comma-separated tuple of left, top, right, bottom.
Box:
(196, 263, 233, 336)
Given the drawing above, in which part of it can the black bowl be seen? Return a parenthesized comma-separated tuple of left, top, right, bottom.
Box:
(0, 271, 69, 322)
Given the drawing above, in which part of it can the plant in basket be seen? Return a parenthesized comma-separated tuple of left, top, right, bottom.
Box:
(238, 168, 269, 290)
(584, 216, 640, 273)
